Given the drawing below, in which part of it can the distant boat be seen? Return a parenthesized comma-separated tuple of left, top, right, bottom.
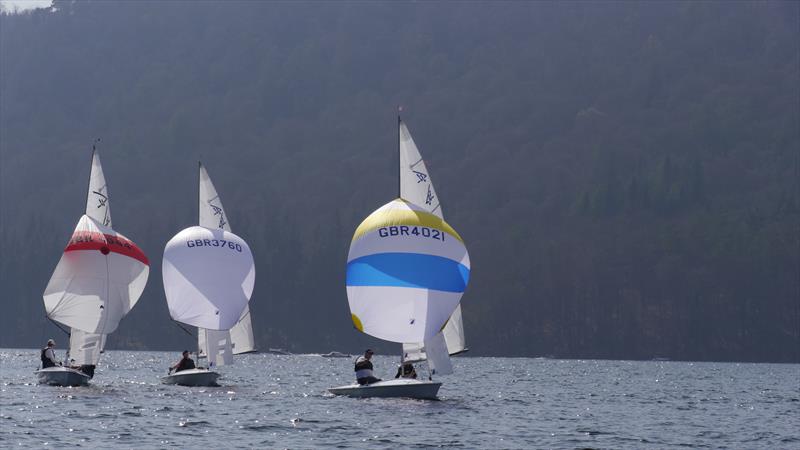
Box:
(398, 118, 468, 372)
(39, 149, 149, 386)
(266, 348, 292, 355)
(329, 115, 471, 400)
(320, 351, 351, 358)
(161, 162, 255, 387)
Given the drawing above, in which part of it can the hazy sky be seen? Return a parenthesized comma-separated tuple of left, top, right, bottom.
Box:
(0, 0, 53, 14)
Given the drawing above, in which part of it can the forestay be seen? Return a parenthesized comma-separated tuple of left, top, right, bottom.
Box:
(43, 151, 149, 334)
(346, 199, 470, 343)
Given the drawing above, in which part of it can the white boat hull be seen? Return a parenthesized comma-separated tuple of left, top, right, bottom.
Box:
(161, 368, 220, 387)
(328, 378, 441, 400)
(36, 367, 91, 387)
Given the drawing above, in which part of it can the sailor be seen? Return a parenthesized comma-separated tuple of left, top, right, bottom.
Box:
(169, 350, 196, 374)
(354, 349, 381, 385)
(395, 361, 417, 379)
(40, 339, 60, 369)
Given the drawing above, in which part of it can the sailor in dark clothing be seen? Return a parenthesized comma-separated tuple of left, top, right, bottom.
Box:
(40, 339, 60, 369)
(79, 365, 96, 378)
(169, 350, 196, 374)
(395, 362, 417, 379)
(354, 349, 381, 385)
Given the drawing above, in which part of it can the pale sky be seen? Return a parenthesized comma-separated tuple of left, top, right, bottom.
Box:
(0, 0, 54, 14)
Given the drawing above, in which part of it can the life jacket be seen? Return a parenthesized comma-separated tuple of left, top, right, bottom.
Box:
(41, 348, 55, 369)
(354, 356, 374, 379)
(175, 357, 196, 373)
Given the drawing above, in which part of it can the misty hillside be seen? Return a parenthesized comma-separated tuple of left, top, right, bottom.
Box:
(1, 1, 797, 361)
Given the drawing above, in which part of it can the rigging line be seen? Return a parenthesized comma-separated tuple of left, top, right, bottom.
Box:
(173, 320, 194, 338)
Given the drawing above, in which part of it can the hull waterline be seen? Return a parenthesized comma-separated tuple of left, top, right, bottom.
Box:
(161, 368, 220, 387)
(35, 367, 91, 387)
(328, 378, 441, 400)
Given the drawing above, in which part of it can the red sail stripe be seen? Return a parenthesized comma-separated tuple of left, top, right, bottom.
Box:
(64, 231, 149, 265)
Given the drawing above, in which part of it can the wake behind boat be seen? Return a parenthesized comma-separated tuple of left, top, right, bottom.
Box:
(328, 378, 441, 400)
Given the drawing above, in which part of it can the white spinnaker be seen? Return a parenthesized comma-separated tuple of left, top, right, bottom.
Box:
(399, 119, 467, 360)
(198, 328, 233, 367)
(68, 330, 107, 366)
(230, 306, 256, 354)
(162, 226, 254, 330)
(43, 215, 150, 334)
(86, 150, 112, 227)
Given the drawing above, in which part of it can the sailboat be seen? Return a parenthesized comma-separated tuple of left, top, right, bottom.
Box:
(161, 162, 255, 386)
(38, 149, 150, 386)
(329, 116, 471, 400)
(397, 118, 467, 374)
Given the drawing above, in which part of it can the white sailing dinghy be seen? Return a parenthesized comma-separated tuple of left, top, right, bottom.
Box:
(161, 163, 255, 387)
(397, 119, 468, 373)
(38, 150, 150, 386)
(329, 117, 471, 400)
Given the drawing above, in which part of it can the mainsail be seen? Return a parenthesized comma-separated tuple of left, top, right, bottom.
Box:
(346, 199, 470, 343)
(43, 151, 150, 335)
(68, 329, 107, 366)
(399, 119, 467, 362)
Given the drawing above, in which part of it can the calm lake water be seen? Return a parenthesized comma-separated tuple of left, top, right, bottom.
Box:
(1, 349, 798, 448)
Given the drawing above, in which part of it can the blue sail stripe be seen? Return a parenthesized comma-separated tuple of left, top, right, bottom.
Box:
(346, 253, 470, 293)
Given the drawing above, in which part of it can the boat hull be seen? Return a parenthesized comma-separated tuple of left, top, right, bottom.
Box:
(36, 367, 91, 387)
(161, 368, 220, 387)
(328, 378, 441, 400)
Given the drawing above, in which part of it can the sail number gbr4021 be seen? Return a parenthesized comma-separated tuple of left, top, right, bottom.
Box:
(186, 238, 243, 252)
(378, 226, 446, 242)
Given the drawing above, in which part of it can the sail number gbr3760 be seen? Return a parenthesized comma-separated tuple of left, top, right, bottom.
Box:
(378, 226, 445, 242)
(186, 238, 243, 252)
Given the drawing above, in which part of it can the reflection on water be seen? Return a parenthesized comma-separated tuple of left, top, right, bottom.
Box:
(1, 350, 798, 448)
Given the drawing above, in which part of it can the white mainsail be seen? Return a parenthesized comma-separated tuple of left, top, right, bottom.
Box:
(163, 163, 255, 366)
(399, 119, 467, 362)
(230, 306, 256, 354)
(43, 151, 150, 335)
(68, 329, 107, 366)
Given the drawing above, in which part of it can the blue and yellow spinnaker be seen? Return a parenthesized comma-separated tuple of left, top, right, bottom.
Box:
(346, 199, 470, 343)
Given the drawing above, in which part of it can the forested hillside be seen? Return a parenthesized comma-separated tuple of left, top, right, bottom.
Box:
(1, 1, 797, 361)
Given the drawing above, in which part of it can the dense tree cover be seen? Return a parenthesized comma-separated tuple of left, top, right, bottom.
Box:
(1, 1, 797, 361)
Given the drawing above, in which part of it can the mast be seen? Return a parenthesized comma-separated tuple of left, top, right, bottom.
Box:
(397, 113, 401, 199)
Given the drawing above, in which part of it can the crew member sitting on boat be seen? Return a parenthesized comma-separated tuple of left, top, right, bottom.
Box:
(40, 339, 60, 368)
(169, 350, 196, 374)
(395, 362, 417, 379)
(354, 349, 381, 385)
